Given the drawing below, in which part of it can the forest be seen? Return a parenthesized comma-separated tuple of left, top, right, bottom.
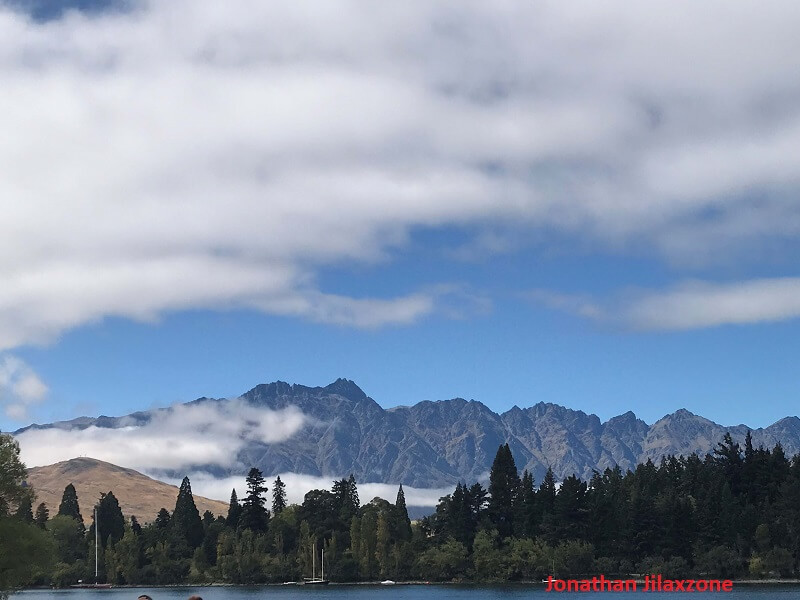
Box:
(3, 429, 800, 589)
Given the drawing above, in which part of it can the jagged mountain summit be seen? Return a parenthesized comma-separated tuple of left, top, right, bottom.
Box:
(15, 378, 800, 487)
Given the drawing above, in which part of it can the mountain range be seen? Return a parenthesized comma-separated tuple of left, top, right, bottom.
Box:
(16, 378, 800, 487)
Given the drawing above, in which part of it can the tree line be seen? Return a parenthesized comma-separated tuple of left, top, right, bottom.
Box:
(3, 430, 800, 588)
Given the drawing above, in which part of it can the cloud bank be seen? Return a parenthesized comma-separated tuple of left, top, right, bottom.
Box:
(15, 398, 306, 471)
(177, 472, 450, 509)
(0, 1, 799, 348)
(14, 395, 449, 508)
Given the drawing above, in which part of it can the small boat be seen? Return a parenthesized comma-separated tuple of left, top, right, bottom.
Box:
(301, 545, 329, 585)
(282, 581, 297, 585)
(380, 580, 396, 585)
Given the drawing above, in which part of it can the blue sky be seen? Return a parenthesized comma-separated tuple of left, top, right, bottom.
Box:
(1, 0, 800, 433)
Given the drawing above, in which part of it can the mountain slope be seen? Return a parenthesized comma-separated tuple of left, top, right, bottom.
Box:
(16, 379, 800, 487)
(26, 457, 229, 522)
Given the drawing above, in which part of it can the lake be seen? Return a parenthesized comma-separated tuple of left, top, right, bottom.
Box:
(12, 584, 800, 600)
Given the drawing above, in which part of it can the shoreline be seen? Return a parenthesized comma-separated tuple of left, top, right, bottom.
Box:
(20, 579, 800, 590)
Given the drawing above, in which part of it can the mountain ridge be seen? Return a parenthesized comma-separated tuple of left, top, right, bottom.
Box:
(14, 378, 800, 487)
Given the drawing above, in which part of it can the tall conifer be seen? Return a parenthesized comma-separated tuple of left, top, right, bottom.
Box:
(272, 476, 287, 515)
(173, 476, 204, 548)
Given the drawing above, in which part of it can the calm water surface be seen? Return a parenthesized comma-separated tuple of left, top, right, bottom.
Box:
(12, 585, 800, 600)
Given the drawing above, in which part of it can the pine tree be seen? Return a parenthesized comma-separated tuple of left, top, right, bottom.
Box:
(226, 489, 242, 528)
(239, 467, 269, 532)
(394, 484, 412, 541)
(487, 443, 521, 538)
(92, 491, 126, 549)
(272, 476, 287, 515)
(539, 467, 557, 513)
(173, 476, 204, 548)
(155, 507, 171, 529)
(130, 515, 142, 535)
(15, 495, 34, 523)
(58, 483, 85, 533)
(518, 469, 537, 537)
(34, 502, 49, 528)
(332, 474, 359, 523)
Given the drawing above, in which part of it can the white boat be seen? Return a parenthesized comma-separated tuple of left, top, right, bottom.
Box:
(301, 546, 330, 585)
(380, 580, 396, 585)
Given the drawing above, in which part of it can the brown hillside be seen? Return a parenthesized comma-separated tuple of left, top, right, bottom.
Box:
(26, 457, 229, 523)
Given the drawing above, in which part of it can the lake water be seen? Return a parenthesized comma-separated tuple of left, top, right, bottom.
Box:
(11, 584, 800, 600)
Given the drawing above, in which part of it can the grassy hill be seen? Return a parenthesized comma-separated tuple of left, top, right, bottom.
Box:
(26, 457, 229, 523)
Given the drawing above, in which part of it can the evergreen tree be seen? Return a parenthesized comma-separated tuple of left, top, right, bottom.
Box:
(155, 507, 171, 529)
(539, 467, 557, 512)
(172, 476, 204, 548)
(552, 474, 588, 541)
(394, 484, 412, 541)
(92, 491, 126, 549)
(130, 515, 142, 535)
(34, 502, 49, 528)
(518, 469, 538, 537)
(14, 495, 33, 523)
(239, 467, 269, 532)
(487, 443, 520, 538)
(226, 489, 242, 528)
(57, 483, 85, 533)
(272, 476, 287, 515)
(332, 474, 359, 524)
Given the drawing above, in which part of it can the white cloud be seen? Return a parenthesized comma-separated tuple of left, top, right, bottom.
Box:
(15, 398, 306, 470)
(176, 471, 450, 508)
(623, 278, 800, 331)
(531, 277, 800, 331)
(0, 1, 800, 349)
(0, 355, 48, 419)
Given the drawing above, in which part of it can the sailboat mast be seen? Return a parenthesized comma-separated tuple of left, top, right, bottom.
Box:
(322, 548, 324, 581)
(95, 507, 99, 582)
(312, 543, 316, 579)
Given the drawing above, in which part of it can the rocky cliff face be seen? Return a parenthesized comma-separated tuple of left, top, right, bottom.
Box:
(16, 378, 800, 487)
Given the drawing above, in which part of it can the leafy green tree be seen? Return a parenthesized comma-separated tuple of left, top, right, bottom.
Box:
(415, 539, 469, 581)
(375, 511, 391, 577)
(472, 529, 506, 580)
(172, 476, 203, 548)
(0, 436, 52, 596)
(0, 517, 54, 594)
(0, 434, 29, 517)
(49, 514, 87, 564)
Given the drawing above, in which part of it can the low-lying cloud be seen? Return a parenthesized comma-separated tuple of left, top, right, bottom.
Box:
(16, 398, 306, 471)
(173, 472, 451, 509)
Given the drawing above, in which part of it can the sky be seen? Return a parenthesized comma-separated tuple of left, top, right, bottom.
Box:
(1, 0, 800, 447)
